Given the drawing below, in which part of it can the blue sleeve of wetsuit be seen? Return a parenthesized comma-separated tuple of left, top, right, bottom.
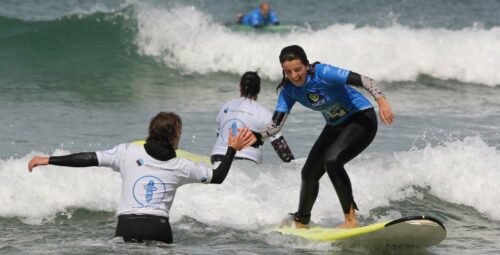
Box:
(250, 10, 262, 27)
(274, 88, 295, 113)
(316, 64, 350, 86)
(269, 10, 279, 25)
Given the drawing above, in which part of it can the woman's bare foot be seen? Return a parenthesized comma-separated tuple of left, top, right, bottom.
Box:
(280, 214, 309, 229)
(337, 205, 358, 228)
(337, 219, 357, 228)
(294, 220, 309, 229)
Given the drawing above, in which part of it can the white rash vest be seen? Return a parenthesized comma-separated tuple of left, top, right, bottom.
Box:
(96, 143, 213, 218)
(211, 97, 281, 163)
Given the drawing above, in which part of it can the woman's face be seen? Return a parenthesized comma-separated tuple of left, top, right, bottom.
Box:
(282, 59, 308, 86)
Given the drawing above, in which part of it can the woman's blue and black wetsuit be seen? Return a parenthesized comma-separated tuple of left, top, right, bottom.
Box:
(255, 63, 384, 224)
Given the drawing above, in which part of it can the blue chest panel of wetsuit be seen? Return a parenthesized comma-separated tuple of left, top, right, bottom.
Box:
(275, 64, 373, 126)
(241, 8, 279, 27)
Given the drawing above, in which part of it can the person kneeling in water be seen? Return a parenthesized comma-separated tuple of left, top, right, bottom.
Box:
(28, 111, 256, 244)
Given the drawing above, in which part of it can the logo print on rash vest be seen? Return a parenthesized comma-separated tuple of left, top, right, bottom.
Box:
(132, 176, 166, 207)
(221, 118, 246, 142)
(306, 92, 326, 108)
(326, 103, 348, 122)
(144, 180, 157, 202)
(136, 158, 144, 166)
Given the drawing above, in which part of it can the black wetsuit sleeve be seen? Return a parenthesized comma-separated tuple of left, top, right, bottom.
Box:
(48, 152, 99, 167)
(346, 71, 363, 86)
(272, 111, 287, 128)
(271, 136, 295, 162)
(210, 147, 237, 184)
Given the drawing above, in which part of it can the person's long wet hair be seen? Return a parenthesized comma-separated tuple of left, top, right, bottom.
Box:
(146, 112, 182, 148)
(240, 71, 261, 99)
(277, 45, 318, 92)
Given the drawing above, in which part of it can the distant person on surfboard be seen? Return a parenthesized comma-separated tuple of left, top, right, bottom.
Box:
(236, 2, 280, 28)
(251, 45, 394, 228)
(211, 71, 294, 164)
(28, 112, 256, 244)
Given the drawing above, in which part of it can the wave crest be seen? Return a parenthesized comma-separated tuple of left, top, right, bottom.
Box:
(135, 7, 500, 86)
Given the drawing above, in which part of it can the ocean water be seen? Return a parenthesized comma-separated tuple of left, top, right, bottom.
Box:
(1, 0, 500, 254)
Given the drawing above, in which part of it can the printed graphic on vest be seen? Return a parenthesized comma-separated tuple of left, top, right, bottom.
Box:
(132, 175, 166, 207)
(136, 158, 144, 166)
(221, 118, 246, 142)
(306, 92, 326, 108)
(325, 103, 348, 122)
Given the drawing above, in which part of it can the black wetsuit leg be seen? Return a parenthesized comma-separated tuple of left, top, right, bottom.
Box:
(324, 108, 377, 214)
(294, 108, 377, 223)
(294, 125, 335, 224)
(115, 214, 173, 244)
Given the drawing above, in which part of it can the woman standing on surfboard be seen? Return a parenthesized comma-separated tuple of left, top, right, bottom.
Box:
(252, 45, 394, 228)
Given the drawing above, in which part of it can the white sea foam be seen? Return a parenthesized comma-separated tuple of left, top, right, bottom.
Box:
(0, 150, 120, 224)
(135, 6, 500, 86)
(171, 136, 500, 229)
(2, 136, 498, 227)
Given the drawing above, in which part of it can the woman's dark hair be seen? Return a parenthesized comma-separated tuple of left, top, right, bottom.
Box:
(240, 71, 261, 98)
(277, 45, 317, 91)
(146, 112, 182, 148)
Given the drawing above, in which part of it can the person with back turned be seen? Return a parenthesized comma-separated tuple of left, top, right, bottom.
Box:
(211, 71, 294, 164)
(28, 111, 256, 243)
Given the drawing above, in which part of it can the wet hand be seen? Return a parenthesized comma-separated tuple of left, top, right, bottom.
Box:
(28, 156, 49, 172)
(377, 96, 394, 125)
(228, 128, 257, 151)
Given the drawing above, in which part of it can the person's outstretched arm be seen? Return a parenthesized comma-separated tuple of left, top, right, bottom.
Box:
(210, 128, 256, 184)
(28, 152, 98, 172)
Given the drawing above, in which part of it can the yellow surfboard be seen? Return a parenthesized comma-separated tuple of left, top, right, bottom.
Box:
(274, 216, 446, 248)
(132, 140, 211, 164)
